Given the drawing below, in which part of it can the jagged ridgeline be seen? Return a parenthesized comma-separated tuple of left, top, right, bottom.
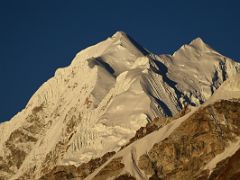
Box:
(0, 31, 240, 180)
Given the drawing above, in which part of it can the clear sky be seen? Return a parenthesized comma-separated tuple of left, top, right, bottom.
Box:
(0, 0, 239, 122)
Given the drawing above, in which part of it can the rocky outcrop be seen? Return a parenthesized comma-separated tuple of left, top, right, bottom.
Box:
(143, 99, 240, 179)
(86, 99, 240, 180)
(40, 151, 115, 180)
(114, 174, 136, 180)
(208, 147, 240, 179)
(0, 105, 47, 179)
(122, 106, 191, 150)
(93, 157, 125, 180)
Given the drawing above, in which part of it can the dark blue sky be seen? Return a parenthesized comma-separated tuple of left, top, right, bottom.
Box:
(0, 0, 239, 122)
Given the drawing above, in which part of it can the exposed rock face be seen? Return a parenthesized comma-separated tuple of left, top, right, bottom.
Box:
(0, 105, 47, 179)
(93, 157, 125, 180)
(145, 100, 240, 179)
(40, 152, 115, 180)
(114, 174, 137, 180)
(121, 106, 192, 150)
(208, 148, 240, 179)
(86, 99, 240, 180)
(138, 154, 155, 176)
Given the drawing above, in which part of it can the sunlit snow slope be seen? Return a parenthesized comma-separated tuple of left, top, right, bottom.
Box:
(0, 31, 239, 180)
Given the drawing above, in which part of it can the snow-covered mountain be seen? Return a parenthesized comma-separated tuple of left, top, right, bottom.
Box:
(0, 31, 239, 180)
(85, 73, 240, 180)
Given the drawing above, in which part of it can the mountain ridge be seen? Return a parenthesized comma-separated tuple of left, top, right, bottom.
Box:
(0, 31, 240, 180)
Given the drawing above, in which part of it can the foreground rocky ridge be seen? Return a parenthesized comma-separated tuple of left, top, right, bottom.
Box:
(87, 99, 240, 180)
(0, 31, 240, 179)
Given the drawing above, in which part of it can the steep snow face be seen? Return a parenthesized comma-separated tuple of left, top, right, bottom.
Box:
(0, 32, 239, 180)
(206, 73, 240, 104)
(154, 38, 240, 106)
(0, 32, 159, 180)
(71, 31, 147, 75)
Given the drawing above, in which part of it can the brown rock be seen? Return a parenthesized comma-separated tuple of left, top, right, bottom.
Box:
(138, 154, 154, 176)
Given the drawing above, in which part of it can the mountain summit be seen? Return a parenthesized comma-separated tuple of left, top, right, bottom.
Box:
(189, 37, 210, 49)
(0, 32, 240, 180)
